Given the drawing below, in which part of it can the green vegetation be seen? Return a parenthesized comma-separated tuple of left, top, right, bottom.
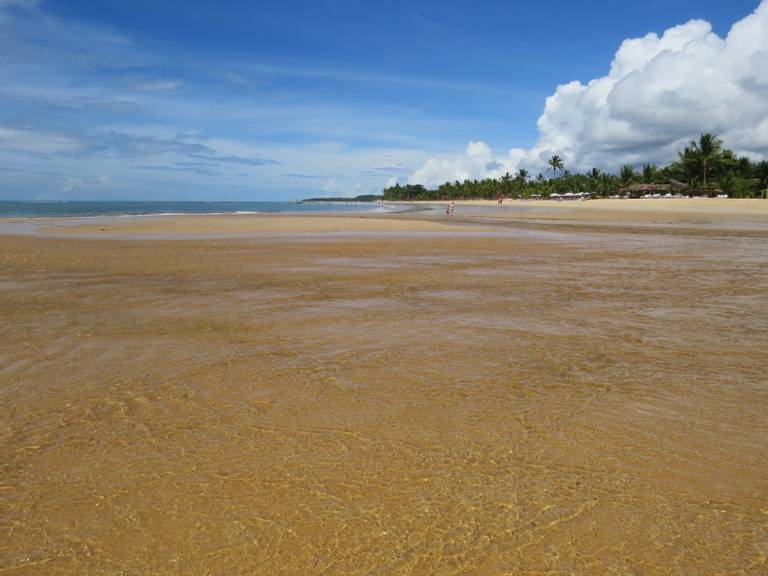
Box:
(547, 155, 565, 178)
(384, 134, 768, 201)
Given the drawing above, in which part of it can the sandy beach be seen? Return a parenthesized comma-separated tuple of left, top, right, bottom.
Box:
(0, 198, 761, 241)
(2, 208, 767, 574)
(400, 198, 768, 228)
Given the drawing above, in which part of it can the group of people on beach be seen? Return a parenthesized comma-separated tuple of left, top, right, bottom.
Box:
(445, 201, 455, 216)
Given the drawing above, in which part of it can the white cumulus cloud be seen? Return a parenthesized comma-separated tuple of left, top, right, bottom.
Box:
(410, 141, 528, 187)
(409, 1, 768, 187)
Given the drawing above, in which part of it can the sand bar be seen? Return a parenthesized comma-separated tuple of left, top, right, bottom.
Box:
(29, 213, 492, 238)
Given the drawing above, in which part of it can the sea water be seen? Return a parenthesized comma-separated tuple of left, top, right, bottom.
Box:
(0, 200, 386, 218)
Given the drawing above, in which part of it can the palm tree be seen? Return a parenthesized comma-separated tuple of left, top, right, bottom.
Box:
(642, 163, 660, 184)
(620, 164, 637, 187)
(587, 168, 603, 196)
(688, 133, 723, 187)
(500, 172, 512, 197)
(514, 169, 529, 197)
(547, 155, 564, 178)
(676, 145, 699, 185)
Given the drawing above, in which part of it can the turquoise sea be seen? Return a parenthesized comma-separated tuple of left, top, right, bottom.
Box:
(0, 201, 385, 218)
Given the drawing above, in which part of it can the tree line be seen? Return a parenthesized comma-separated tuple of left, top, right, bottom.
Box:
(383, 134, 768, 201)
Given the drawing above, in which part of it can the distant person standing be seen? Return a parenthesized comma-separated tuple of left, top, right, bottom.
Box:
(449, 201, 455, 215)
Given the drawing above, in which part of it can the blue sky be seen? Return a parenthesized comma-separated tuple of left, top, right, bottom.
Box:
(0, 0, 765, 200)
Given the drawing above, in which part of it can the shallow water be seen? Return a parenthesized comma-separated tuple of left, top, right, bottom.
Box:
(0, 200, 391, 218)
(1, 229, 767, 574)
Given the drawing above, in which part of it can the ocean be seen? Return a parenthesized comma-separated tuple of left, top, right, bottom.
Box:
(0, 200, 386, 218)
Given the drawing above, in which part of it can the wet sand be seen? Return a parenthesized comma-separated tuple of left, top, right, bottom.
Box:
(1, 213, 767, 574)
(37, 214, 492, 237)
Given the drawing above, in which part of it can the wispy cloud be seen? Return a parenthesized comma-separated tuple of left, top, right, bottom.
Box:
(0, 0, 39, 8)
(282, 173, 330, 180)
(0, 0, 473, 199)
(237, 61, 486, 92)
(132, 164, 223, 176)
(0, 126, 84, 155)
(188, 153, 281, 167)
(130, 80, 184, 92)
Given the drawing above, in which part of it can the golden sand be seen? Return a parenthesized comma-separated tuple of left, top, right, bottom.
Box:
(40, 214, 490, 236)
(432, 197, 768, 211)
(408, 198, 768, 225)
(1, 213, 767, 574)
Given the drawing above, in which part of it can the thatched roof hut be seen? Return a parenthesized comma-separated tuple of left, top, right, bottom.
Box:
(619, 181, 688, 198)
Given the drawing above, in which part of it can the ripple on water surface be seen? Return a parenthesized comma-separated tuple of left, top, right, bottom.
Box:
(1, 232, 767, 574)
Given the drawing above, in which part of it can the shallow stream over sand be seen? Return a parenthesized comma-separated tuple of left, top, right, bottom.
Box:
(1, 222, 767, 574)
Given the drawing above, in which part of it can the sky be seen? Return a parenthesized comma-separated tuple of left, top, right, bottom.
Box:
(0, 0, 766, 200)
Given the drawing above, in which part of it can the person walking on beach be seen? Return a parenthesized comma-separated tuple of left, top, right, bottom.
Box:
(449, 201, 455, 215)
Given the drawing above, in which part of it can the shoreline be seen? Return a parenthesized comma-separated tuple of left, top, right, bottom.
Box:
(0, 198, 767, 240)
(0, 212, 496, 240)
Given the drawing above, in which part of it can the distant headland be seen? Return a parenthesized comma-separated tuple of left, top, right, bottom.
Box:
(300, 194, 383, 203)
